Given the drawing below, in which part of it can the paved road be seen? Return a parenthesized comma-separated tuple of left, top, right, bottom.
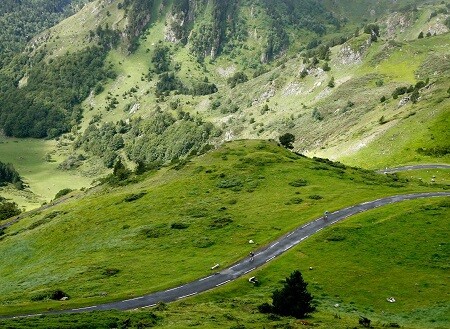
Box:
(377, 164, 450, 174)
(4, 191, 449, 319)
(2, 164, 448, 230)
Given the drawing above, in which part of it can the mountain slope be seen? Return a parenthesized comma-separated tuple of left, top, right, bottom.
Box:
(0, 0, 449, 207)
(0, 140, 446, 315)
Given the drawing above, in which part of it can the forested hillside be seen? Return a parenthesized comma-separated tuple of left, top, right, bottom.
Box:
(0, 0, 448, 207)
(0, 0, 90, 66)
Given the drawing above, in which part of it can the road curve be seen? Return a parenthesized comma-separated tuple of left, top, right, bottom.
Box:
(376, 164, 450, 174)
(1, 164, 448, 230)
(3, 191, 449, 319)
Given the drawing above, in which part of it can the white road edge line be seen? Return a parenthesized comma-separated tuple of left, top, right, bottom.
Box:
(244, 268, 255, 274)
(216, 280, 231, 287)
(124, 296, 144, 302)
(177, 292, 197, 299)
(199, 275, 214, 281)
(140, 303, 156, 309)
(72, 306, 96, 311)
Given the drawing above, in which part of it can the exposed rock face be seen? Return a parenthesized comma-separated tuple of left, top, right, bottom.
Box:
(386, 12, 413, 38)
(338, 37, 371, 65)
(165, 11, 187, 43)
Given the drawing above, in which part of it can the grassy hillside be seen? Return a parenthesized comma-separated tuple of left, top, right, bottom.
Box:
(0, 187, 448, 328)
(0, 0, 448, 208)
(0, 140, 447, 316)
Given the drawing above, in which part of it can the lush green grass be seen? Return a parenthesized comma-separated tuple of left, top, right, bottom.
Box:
(0, 140, 446, 316)
(0, 137, 94, 210)
(4, 1, 446, 204)
(1, 196, 448, 328)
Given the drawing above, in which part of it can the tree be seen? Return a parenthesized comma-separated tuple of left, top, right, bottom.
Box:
(279, 133, 295, 149)
(410, 89, 419, 103)
(113, 157, 130, 181)
(327, 76, 335, 88)
(418, 31, 424, 39)
(0, 198, 21, 221)
(271, 270, 315, 318)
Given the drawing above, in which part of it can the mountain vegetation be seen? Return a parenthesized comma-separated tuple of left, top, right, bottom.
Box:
(0, 0, 449, 327)
(0, 0, 90, 66)
(0, 161, 23, 189)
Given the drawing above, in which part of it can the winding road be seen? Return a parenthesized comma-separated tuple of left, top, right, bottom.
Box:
(5, 191, 449, 319)
(376, 164, 450, 173)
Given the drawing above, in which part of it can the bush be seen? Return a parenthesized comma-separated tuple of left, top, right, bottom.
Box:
(227, 71, 248, 88)
(124, 192, 147, 202)
(312, 108, 323, 121)
(0, 199, 21, 221)
(31, 289, 69, 301)
(308, 194, 323, 200)
(258, 302, 274, 313)
(289, 179, 308, 187)
(102, 268, 120, 277)
(209, 217, 233, 229)
(54, 188, 73, 199)
(170, 222, 189, 229)
(217, 178, 243, 189)
(286, 197, 303, 205)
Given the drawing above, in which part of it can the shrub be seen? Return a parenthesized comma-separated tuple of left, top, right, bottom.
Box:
(227, 71, 248, 88)
(102, 268, 120, 277)
(0, 200, 21, 221)
(170, 222, 189, 229)
(308, 194, 323, 200)
(54, 188, 73, 199)
(193, 237, 215, 248)
(286, 197, 303, 205)
(209, 217, 233, 229)
(312, 108, 323, 121)
(124, 192, 147, 202)
(258, 302, 274, 313)
(359, 316, 371, 327)
(289, 179, 308, 187)
(327, 76, 335, 88)
(31, 289, 69, 301)
(217, 178, 243, 189)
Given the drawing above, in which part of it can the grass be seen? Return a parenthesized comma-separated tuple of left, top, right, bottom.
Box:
(0, 140, 447, 316)
(0, 137, 94, 210)
(2, 1, 445, 212)
(1, 195, 448, 328)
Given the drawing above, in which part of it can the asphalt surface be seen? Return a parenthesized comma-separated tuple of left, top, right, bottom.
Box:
(2, 164, 448, 230)
(376, 164, 450, 173)
(4, 191, 449, 319)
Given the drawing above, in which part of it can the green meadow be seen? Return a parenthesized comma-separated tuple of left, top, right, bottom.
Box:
(1, 193, 448, 328)
(0, 140, 447, 317)
(0, 136, 94, 210)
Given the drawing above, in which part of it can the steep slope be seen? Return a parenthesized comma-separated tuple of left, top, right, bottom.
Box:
(0, 0, 448, 208)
